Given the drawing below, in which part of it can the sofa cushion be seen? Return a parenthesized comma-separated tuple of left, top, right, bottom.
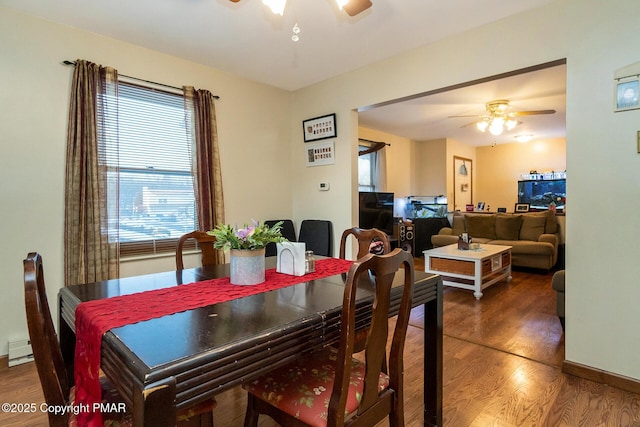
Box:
(519, 215, 547, 241)
(492, 240, 555, 255)
(544, 210, 558, 234)
(495, 214, 523, 240)
(465, 215, 496, 240)
(522, 211, 558, 234)
(451, 213, 465, 236)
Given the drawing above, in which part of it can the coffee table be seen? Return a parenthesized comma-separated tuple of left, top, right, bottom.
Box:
(423, 244, 512, 299)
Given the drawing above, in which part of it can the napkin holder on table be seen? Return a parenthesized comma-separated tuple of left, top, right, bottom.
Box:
(276, 242, 306, 276)
(458, 233, 471, 250)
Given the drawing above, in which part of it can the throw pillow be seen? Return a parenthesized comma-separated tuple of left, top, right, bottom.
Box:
(519, 215, 546, 241)
(465, 215, 497, 240)
(544, 210, 558, 234)
(495, 214, 523, 240)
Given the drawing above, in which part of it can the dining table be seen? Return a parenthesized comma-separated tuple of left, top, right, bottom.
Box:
(58, 256, 443, 427)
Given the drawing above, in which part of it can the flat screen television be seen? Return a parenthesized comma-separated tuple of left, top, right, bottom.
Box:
(358, 191, 394, 236)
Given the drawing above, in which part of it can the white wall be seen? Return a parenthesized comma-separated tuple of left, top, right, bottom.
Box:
(0, 8, 292, 356)
(292, 0, 640, 381)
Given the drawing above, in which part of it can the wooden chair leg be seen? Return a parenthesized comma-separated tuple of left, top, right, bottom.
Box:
(200, 411, 214, 427)
(244, 394, 260, 427)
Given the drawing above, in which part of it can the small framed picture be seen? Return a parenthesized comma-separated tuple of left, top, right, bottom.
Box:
(614, 77, 640, 112)
(465, 204, 475, 212)
(477, 202, 485, 211)
(515, 203, 530, 213)
(305, 140, 335, 167)
(303, 113, 337, 142)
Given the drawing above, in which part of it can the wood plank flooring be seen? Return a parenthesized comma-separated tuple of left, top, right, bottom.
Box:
(2, 265, 639, 426)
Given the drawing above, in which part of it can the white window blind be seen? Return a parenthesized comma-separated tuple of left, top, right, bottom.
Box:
(105, 82, 198, 256)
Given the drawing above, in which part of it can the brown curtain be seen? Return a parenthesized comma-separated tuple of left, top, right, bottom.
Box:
(184, 87, 225, 264)
(64, 60, 119, 285)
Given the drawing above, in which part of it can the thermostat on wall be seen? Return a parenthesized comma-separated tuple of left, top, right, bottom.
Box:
(318, 182, 330, 191)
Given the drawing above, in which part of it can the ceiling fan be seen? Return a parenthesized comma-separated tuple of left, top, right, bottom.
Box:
(229, 0, 373, 16)
(449, 99, 556, 136)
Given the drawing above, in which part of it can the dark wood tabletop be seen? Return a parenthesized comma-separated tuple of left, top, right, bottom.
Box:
(58, 257, 443, 426)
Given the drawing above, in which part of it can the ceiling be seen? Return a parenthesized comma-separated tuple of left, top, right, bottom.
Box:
(4, 0, 554, 91)
(358, 63, 567, 147)
(4, 0, 564, 147)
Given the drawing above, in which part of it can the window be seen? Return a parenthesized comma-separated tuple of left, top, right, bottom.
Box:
(358, 147, 376, 192)
(106, 82, 197, 256)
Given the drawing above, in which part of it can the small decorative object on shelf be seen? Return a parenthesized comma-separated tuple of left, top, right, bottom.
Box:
(209, 220, 287, 285)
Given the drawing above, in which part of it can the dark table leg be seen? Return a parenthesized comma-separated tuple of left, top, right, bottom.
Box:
(132, 376, 177, 427)
(58, 294, 76, 387)
(423, 279, 443, 426)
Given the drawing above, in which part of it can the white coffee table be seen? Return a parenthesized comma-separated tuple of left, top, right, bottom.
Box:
(423, 244, 512, 299)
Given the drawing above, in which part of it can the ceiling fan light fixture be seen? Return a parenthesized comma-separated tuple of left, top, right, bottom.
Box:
(488, 117, 505, 135)
(477, 120, 488, 132)
(263, 0, 286, 15)
(335, 0, 350, 9)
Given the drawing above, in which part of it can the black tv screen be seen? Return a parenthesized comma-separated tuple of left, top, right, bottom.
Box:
(358, 192, 394, 236)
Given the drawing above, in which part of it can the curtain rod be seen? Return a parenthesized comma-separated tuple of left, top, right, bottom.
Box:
(62, 60, 220, 99)
(359, 138, 391, 146)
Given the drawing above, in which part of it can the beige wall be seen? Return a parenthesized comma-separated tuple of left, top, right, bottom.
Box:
(414, 139, 447, 198)
(292, 0, 640, 381)
(0, 8, 292, 355)
(358, 127, 413, 198)
(2, 0, 639, 385)
(476, 138, 566, 212)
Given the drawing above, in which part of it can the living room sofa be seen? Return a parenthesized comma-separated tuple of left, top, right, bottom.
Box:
(431, 210, 559, 270)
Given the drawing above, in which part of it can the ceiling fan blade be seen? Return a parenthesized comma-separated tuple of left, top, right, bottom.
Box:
(461, 121, 478, 128)
(343, 0, 372, 16)
(510, 109, 556, 116)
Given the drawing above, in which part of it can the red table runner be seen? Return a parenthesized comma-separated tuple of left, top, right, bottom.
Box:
(74, 258, 352, 426)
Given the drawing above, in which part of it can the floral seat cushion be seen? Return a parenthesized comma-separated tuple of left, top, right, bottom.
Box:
(243, 346, 389, 427)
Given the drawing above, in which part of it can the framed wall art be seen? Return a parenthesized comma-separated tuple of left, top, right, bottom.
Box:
(515, 203, 530, 213)
(303, 113, 336, 142)
(305, 140, 335, 167)
(614, 76, 640, 112)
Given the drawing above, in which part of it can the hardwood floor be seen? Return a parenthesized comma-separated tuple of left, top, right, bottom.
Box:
(2, 266, 639, 426)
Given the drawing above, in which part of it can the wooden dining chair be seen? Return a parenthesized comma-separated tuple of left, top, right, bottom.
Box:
(242, 248, 415, 427)
(176, 231, 219, 270)
(24, 252, 216, 427)
(339, 227, 391, 260)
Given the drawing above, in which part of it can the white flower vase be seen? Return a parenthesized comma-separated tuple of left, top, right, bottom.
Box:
(229, 248, 266, 285)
